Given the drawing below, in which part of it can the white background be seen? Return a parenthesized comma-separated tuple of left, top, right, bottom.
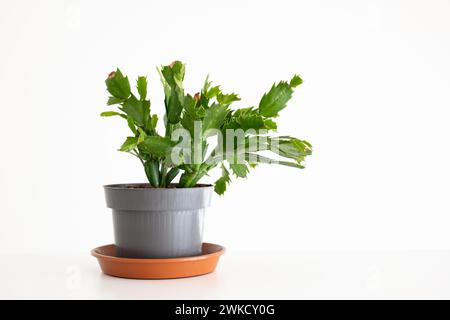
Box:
(1, 0, 450, 258)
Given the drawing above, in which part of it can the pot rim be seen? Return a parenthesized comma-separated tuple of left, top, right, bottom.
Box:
(104, 183, 213, 211)
(103, 183, 213, 190)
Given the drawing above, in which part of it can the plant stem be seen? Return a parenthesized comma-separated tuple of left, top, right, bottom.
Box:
(159, 123, 173, 187)
(144, 160, 160, 187)
(165, 167, 180, 185)
(179, 170, 207, 188)
(179, 171, 196, 188)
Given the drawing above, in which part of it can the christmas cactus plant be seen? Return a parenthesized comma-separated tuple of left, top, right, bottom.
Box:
(102, 61, 312, 195)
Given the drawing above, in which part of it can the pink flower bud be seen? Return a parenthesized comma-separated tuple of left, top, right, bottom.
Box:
(107, 71, 116, 79)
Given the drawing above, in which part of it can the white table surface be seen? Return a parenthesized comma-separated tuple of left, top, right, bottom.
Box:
(1, 250, 449, 299)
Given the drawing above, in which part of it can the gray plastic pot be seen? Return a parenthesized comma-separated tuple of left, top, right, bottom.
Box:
(104, 183, 213, 259)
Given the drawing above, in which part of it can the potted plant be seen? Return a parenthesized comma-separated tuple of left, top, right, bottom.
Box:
(101, 61, 312, 259)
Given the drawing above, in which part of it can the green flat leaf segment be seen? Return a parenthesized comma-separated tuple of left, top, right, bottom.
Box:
(119, 137, 138, 152)
(160, 61, 185, 124)
(105, 68, 131, 99)
(204, 85, 221, 99)
(136, 76, 147, 100)
(166, 87, 184, 124)
(245, 153, 305, 169)
(229, 162, 249, 178)
(214, 165, 231, 195)
(121, 95, 150, 126)
(217, 93, 240, 105)
(202, 103, 229, 134)
(269, 136, 312, 163)
(100, 111, 123, 117)
(290, 74, 303, 88)
(139, 136, 176, 158)
(225, 108, 277, 132)
(258, 81, 293, 117)
(258, 74, 303, 118)
(107, 96, 124, 106)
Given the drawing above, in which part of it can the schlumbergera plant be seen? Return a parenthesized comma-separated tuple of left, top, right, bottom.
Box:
(101, 61, 312, 195)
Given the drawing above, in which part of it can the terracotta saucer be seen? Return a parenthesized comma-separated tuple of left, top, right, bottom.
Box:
(91, 243, 225, 279)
